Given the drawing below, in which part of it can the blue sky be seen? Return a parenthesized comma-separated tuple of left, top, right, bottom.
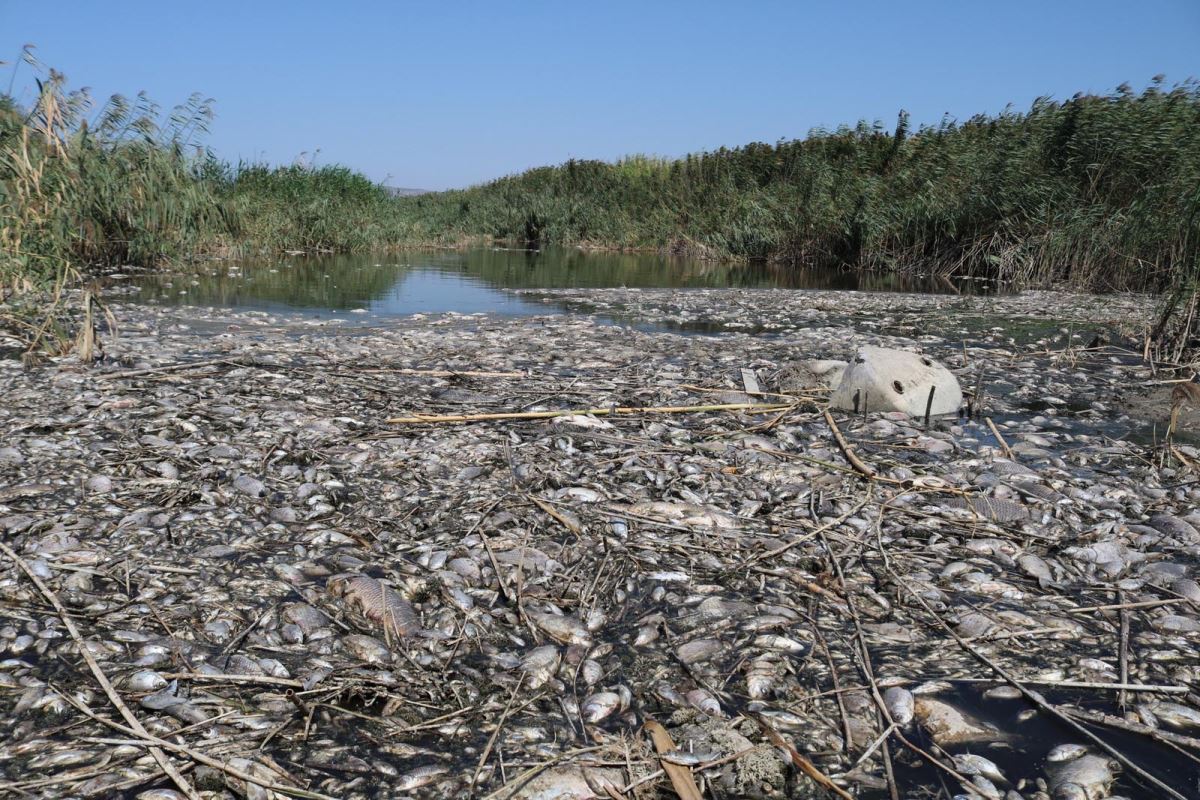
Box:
(3, 1, 1198, 189)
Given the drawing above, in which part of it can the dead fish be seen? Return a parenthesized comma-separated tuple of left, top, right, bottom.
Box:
(685, 688, 722, 716)
(232, 474, 267, 498)
(0, 483, 55, 503)
(125, 669, 168, 692)
(1148, 514, 1200, 543)
(752, 634, 809, 654)
(1149, 701, 1200, 729)
(967, 775, 1003, 800)
(742, 614, 795, 632)
(945, 496, 1029, 523)
(1154, 615, 1200, 633)
(1063, 540, 1143, 574)
(956, 612, 997, 638)
(646, 570, 691, 582)
(584, 608, 607, 631)
(633, 624, 660, 646)
(913, 697, 1002, 745)
(1047, 744, 1090, 762)
(519, 645, 560, 689)
(448, 557, 481, 583)
(1047, 752, 1116, 800)
(676, 638, 724, 664)
(745, 657, 777, 699)
(1017, 553, 1055, 588)
(660, 747, 723, 766)
(628, 501, 739, 529)
(394, 764, 449, 791)
(327, 574, 420, 637)
(912, 680, 954, 695)
(883, 686, 915, 725)
(653, 682, 686, 708)
(528, 611, 591, 645)
(282, 602, 330, 636)
(953, 753, 1006, 784)
(756, 707, 808, 730)
(1170, 578, 1200, 603)
(581, 691, 622, 723)
(342, 633, 391, 664)
(580, 659, 603, 686)
(27, 749, 94, 769)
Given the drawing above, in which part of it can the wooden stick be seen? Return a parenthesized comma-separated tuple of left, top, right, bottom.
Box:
(644, 720, 704, 800)
(738, 490, 873, 570)
(387, 402, 792, 425)
(751, 713, 855, 799)
(529, 495, 583, 536)
(985, 417, 1014, 459)
(1118, 588, 1131, 710)
(471, 678, 523, 792)
(96, 357, 245, 379)
(0, 542, 202, 800)
(357, 367, 524, 378)
(1067, 597, 1182, 614)
(158, 672, 305, 688)
(951, 678, 1186, 694)
(823, 410, 877, 479)
(1063, 706, 1200, 754)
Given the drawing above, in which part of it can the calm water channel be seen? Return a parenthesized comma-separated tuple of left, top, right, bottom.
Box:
(125, 247, 987, 320)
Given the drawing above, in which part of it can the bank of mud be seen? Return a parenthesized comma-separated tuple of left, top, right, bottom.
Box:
(1, 289, 1199, 799)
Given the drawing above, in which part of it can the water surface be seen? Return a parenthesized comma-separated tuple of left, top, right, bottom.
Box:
(123, 247, 989, 320)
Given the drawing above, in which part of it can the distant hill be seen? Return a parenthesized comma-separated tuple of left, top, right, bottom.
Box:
(382, 186, 430, 197)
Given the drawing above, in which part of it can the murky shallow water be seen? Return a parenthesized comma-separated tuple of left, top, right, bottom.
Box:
(118, 247, 996, 327)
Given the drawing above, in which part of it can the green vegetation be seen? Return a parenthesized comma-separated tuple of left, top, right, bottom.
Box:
(229, 163, 409, 254)
(0, 50, 407, 296)
(0, 61, 232, 293)
(400, 79, 1200, 292)
(2, 50, 1198, 303)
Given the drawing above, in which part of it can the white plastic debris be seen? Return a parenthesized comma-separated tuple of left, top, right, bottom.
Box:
(829, 346, 962, 416)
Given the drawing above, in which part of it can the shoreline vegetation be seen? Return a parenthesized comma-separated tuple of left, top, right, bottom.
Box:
(1, 51, 1198, 354)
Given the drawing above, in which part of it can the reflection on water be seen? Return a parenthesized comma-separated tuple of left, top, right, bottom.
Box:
(126, 247, 993, 318)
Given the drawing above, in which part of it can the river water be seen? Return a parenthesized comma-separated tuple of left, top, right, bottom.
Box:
(122, 247, 991, 321)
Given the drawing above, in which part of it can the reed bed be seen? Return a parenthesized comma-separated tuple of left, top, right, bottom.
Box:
(401, 80, 1200, 292)
(2, 54, 1198, 315)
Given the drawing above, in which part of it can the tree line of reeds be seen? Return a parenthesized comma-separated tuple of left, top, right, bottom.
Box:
(398, 78, 1200, 293)
(0, 49, 421, 300)
(2, 53, 1198, 301)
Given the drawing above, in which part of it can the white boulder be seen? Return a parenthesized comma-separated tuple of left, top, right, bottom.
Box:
(829, 346, 962, 416)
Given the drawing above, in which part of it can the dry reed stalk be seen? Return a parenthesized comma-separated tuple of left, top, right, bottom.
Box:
(822, 409, 878, 479)
(985, 417, 1014, 458)
(386, 402, 792, 425)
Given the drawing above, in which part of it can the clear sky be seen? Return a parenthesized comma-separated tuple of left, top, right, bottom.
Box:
(3, 1, 1198, 190)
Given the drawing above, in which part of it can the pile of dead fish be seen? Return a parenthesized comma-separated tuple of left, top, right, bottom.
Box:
(0, 288, 1197, 799)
